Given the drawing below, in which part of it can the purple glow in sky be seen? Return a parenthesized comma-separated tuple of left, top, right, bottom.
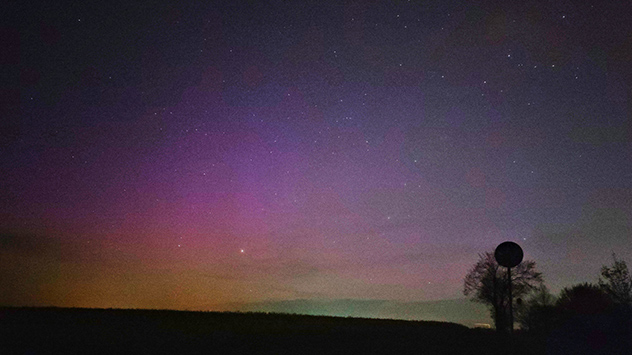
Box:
(1, 1, 631, 318)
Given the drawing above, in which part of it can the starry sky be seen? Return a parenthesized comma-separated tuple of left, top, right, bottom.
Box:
(2, 0, 631, 315)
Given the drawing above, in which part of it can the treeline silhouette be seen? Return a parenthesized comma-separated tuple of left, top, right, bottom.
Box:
(465, 252, 632, 354)
(516, 283, 632, 354)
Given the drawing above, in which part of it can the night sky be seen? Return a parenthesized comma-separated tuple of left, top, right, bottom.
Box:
(2, 0, 631, 317)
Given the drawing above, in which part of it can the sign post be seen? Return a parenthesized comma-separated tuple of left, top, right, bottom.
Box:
(494, 241, 523, 334)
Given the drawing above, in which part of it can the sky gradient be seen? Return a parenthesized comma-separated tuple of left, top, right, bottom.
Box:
(2, 0, 631, 316)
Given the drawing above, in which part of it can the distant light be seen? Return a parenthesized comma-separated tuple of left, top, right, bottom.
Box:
(474, 323, 491, 329)
(240, 249, 244, 253)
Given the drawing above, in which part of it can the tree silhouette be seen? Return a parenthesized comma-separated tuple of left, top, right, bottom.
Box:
(463, 252, 543, 333)
(598, 253, 632, 307)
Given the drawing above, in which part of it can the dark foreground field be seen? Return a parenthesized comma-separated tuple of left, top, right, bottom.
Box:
(0, 307, 627, 355)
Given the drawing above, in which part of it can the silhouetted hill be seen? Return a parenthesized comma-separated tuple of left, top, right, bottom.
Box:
(234, 298, 491, 327)
(1, 307, 505, 355)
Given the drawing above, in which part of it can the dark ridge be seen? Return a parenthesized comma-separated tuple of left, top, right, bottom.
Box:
(1, 306, 502, 355)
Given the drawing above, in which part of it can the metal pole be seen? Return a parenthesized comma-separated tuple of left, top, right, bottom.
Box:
(508, 266, 513, 334)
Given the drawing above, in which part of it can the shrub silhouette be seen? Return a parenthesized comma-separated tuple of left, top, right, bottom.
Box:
(556, 283, 613, 315)
(544, 283, 632, 354)
(516, 285, 557, 334)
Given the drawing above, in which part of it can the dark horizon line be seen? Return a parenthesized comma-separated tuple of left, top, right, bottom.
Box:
(0, 305, 474, 326)
(0, 296, 474, 311)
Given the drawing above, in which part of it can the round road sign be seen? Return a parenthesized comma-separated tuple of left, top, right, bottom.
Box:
(494, 241, 523, 268)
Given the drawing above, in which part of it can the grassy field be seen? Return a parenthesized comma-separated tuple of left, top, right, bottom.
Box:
(0, 307, 558, 355)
